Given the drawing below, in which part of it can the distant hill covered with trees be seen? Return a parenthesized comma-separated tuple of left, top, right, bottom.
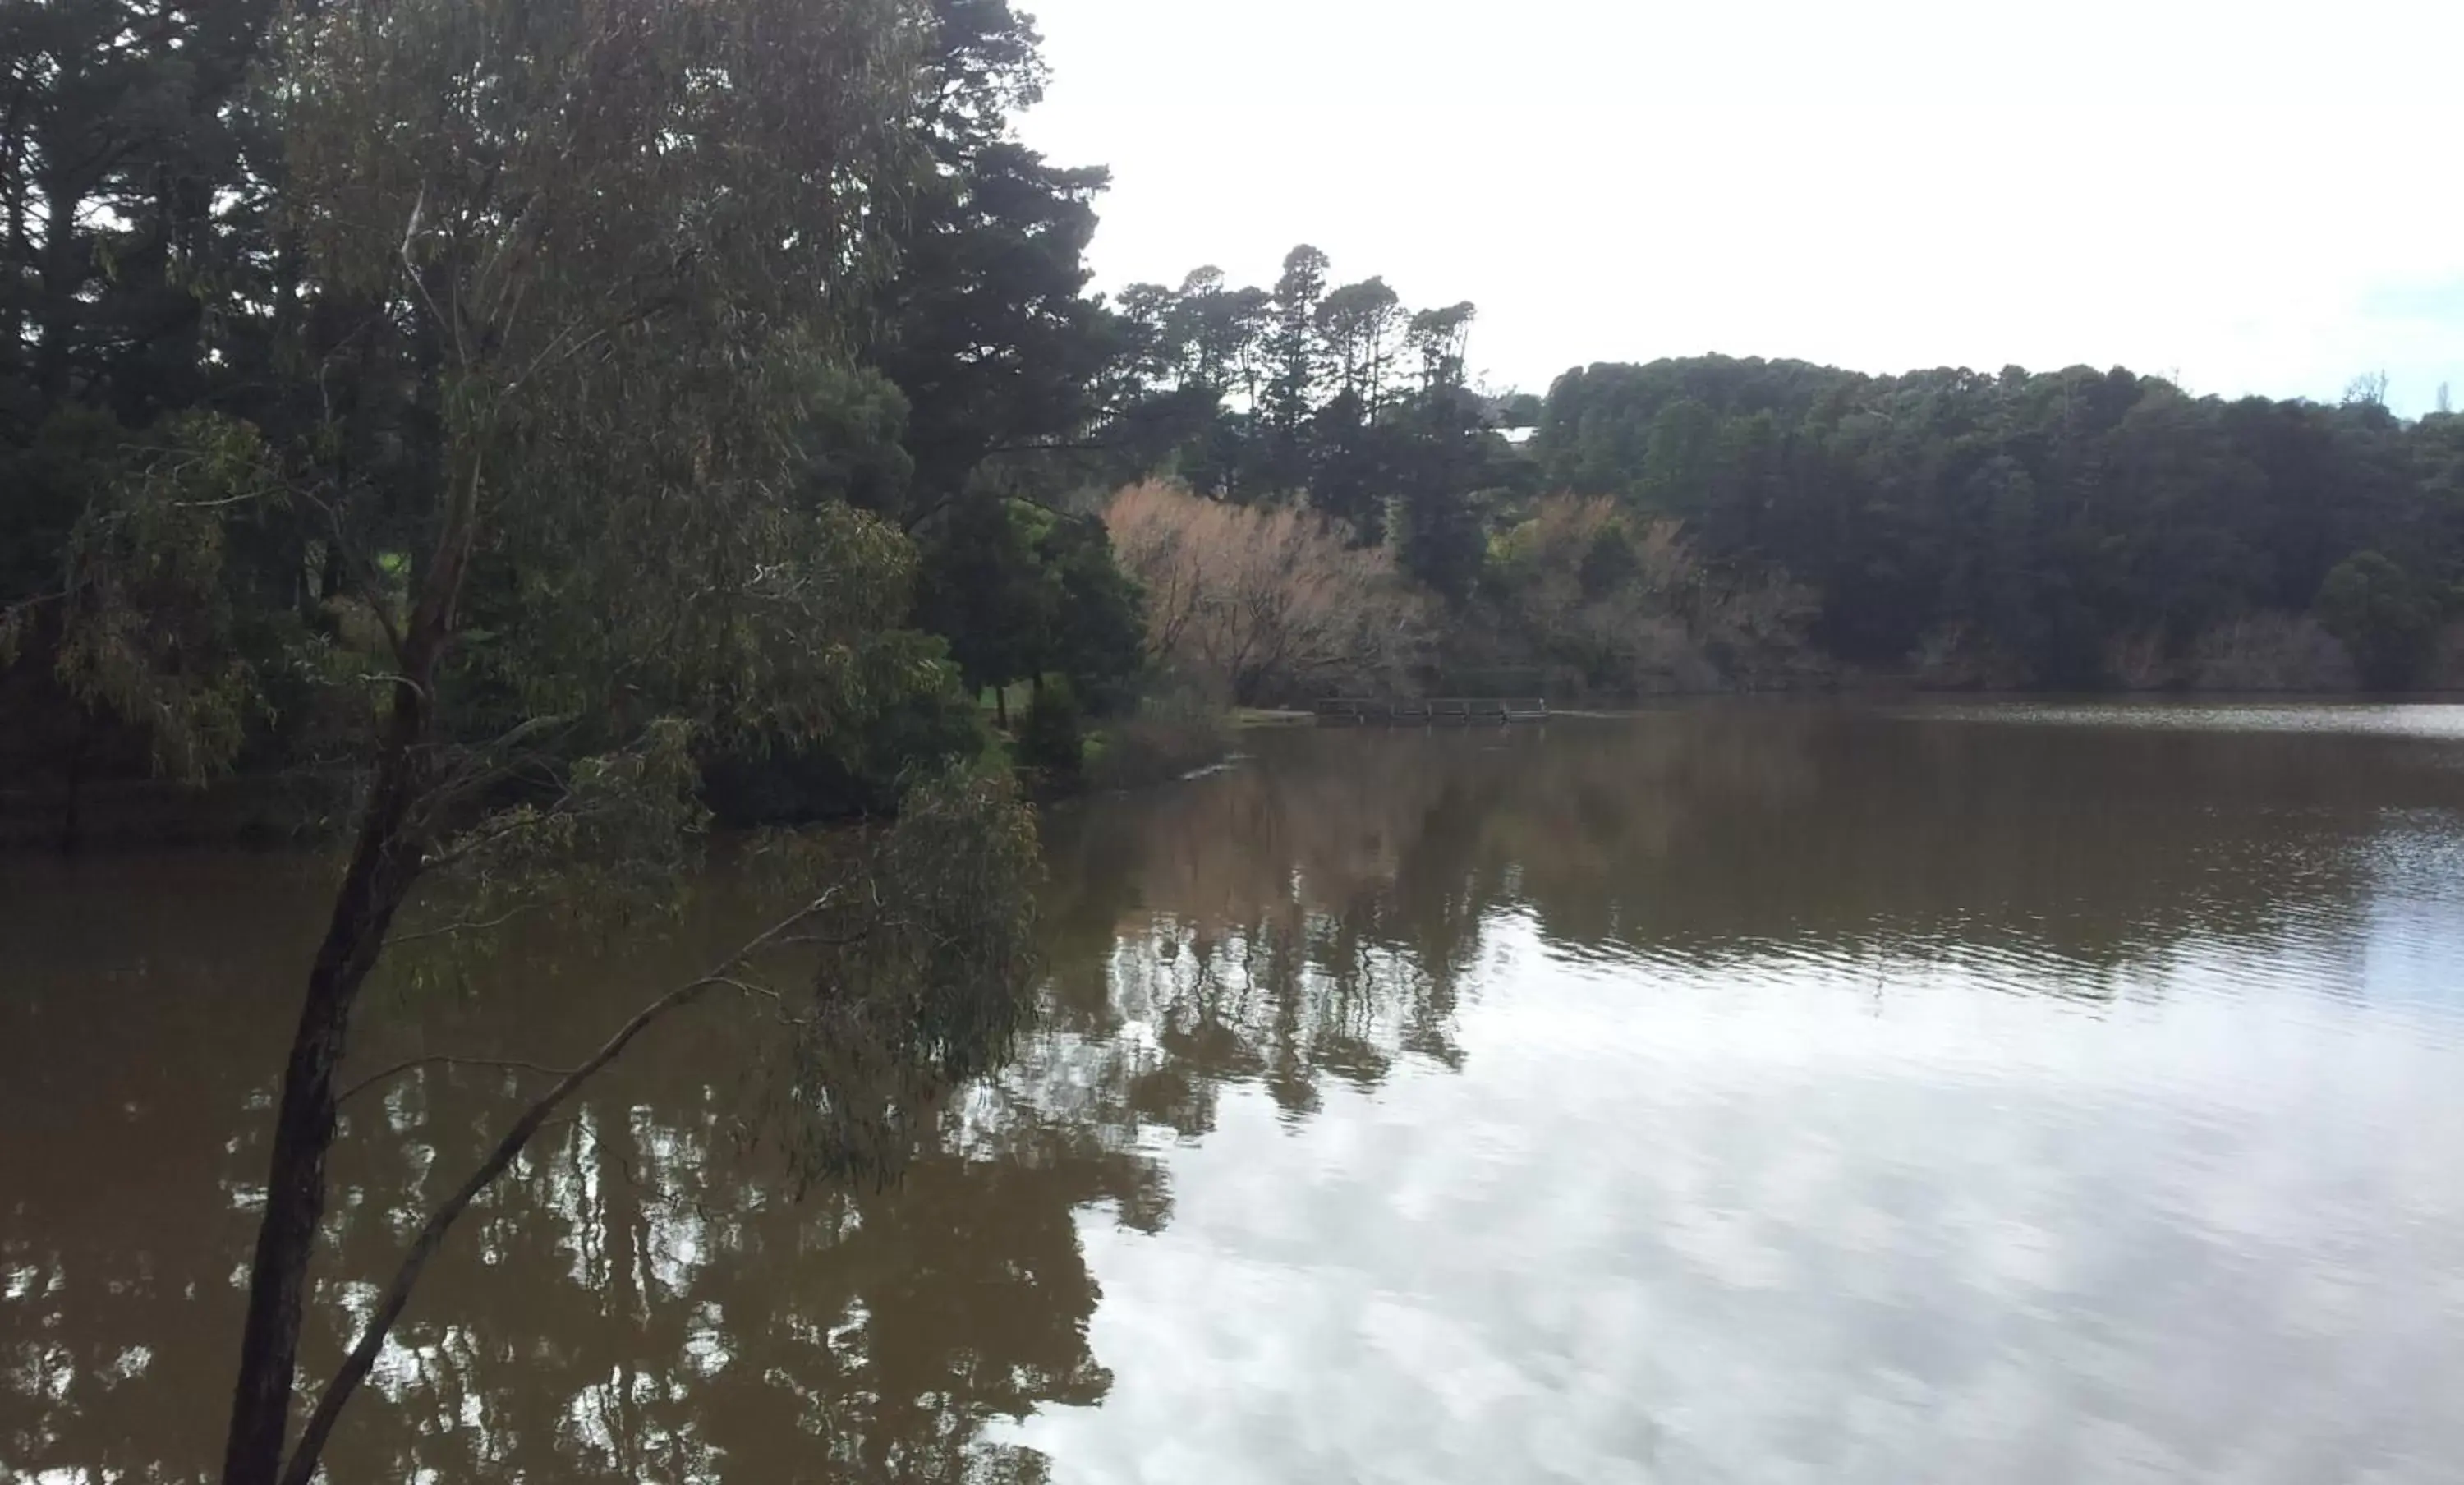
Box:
(1089, 255, 2464, 701)
(1527, 357, 2464, 691)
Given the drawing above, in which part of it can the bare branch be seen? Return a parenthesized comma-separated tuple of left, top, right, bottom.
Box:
(705, 974, 814, 1028)
(384, 906, 532, 947)
(276, 889, 843, 1485)
(336, 1054, 574, 1106)
(417, 713, 586, 817)
(294, 485, 407, 661)
(394, 186, 458, 364)
(774, 920, 891, 949)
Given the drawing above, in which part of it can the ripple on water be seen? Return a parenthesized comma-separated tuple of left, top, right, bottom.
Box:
(14, 706, 2464, 1484)
(1912, 699, 2464, 742)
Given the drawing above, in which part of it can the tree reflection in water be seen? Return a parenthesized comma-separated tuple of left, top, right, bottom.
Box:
(1, 723, 1492, 1484)
(11, 706, 2463, 1479)
(0, 848, 1172, 1485)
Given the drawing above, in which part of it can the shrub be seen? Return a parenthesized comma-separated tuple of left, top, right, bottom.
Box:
(2315, 551, 2439, 690)
(2187, 613, 2358, 692)
(1484, 495, 1813, 697)
(1104, 480, 1427, 704)
(1014, 678, 1086, 784)
(1086, 702, 1232, 792)
(701, 660, 992, 823)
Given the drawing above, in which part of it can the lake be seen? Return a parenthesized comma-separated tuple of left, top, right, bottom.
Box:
(7, 703, 2464, 1483)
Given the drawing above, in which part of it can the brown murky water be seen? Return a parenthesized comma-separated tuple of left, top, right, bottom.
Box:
(7, 703, 2464, 1483)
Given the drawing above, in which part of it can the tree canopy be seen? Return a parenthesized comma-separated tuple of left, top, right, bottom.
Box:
(4, 4, 1069, 1481)
(1531, 356, 2464, 687)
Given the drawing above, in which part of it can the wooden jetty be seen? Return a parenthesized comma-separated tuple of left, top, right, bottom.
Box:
(1315, 697, 1548, 726)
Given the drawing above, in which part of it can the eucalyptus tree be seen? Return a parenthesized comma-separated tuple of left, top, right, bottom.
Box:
(10, 1, 1043, 1482)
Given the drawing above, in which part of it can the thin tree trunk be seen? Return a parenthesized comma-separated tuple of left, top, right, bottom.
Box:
(223, 443, 480, 1485)
(36, 177, 80, 399)
(218, 692, 430, 1485)
(274, 890, 833, 1485)
(276, 977, 718, 1485)
(2, 85, 25, 365)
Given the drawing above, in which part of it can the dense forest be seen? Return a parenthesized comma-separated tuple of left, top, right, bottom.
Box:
(7, 0, 2464, 840)
(1531, 359, 2464, 692)
(0, 0, 1162, 830)
(1090, 269, 2464, 698)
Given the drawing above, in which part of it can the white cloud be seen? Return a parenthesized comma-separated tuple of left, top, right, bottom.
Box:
(995, 917, 2464, 1482)
(1017, 0, 2464, 412)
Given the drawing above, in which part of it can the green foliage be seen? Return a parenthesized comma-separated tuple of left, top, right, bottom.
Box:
(1263, 245, 1334, 486)
(1, 411, 123, 608)
(1098, 248, 1527, 571)
(1036, 514, 1148, 714)
(1014, 678, 1087, 784)
(0, 3, 1096, 1476)
(1084, 697, 1232, 792)
(866, 1, 1115, 525)
(781, 765, 1044, 1190)
(2315, 551, 2440, 690)
(0, 0, 1175, 828)
(913, 497, 1047, 699)
(793, 365, 920, 515)
(913, 499, 1147, 713)
(1394, 391, 1496, 605)
(1578, 521, 1642, 599)
(7, 0, 970, 806)
(1468, 495, 1814, 697)
(1529, 357, 2464, 687)
(9, 412, 302, 779)
(701, 646, 994, 823)
(426, 718, 713, 925)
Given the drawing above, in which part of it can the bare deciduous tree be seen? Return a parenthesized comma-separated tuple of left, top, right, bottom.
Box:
(1104, 481, 1427, 705)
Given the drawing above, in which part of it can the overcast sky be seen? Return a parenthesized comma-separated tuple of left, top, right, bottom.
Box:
(1014, 0, 2464, 416)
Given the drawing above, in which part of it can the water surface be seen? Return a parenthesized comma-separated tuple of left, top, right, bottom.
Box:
(7, 704, 2464, 1483)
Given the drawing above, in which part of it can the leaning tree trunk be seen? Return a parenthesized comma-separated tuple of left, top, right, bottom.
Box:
(220, 449, 474, 1485)
(218, 697, 430, 1485)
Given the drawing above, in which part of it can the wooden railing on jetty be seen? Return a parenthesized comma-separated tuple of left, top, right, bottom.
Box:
(1314, 697, 1548, 726)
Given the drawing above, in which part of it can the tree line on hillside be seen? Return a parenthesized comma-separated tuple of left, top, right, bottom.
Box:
(1095, 248, 1533, 603)
(1082, 263, 2464, 701)
(1533, 358, 2464, 691)
(1087, 324, 2464, 702)
(1101, 341, 2464, 701)
(16, 2, 2459, 834)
